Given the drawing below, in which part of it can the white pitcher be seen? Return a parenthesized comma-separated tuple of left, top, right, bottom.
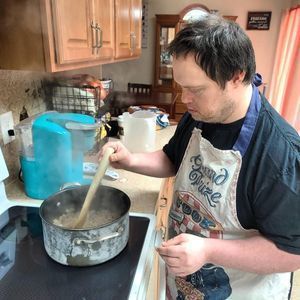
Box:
(122, 111, 156, 153)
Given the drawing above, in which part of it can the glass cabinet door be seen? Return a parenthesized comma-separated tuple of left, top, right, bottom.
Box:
(154, 15, 180, 92)
(158, 26, 175, 86)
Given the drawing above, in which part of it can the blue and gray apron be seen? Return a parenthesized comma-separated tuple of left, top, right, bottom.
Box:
(166, 84, 291, 300)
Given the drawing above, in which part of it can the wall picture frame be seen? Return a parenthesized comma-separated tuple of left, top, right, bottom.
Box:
(247, 11, 272, 30)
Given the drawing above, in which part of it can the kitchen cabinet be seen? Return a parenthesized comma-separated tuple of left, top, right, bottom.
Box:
(174, 93, 185, 122)
(0, 0, 114, 72)
(153, 15, 182, 121)
(94, 0, 115, 59)
(115, 0, 142, 59)
(154, 15, 180, 93)
(0, 0, 141, 72)
(50, 0, 94, 64)
(51, 0, 114, 65)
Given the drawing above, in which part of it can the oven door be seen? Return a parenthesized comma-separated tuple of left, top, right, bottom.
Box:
(144, 229, 166, 300)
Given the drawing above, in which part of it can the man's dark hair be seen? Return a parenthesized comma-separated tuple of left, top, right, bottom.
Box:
(168, 14, 256, 89)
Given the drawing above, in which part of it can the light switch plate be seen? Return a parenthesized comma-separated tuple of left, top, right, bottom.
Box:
(0, 147, 9, 181)
(0, 111, 15, 145)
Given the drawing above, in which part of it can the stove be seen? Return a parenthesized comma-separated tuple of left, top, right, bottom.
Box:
(0, 147, 157, 300)
(0, 207, 155, 300)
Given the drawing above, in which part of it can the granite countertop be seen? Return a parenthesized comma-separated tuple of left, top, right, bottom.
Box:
(6, 125, 176, 214)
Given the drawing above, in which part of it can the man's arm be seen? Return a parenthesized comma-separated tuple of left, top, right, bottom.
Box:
(100, 141, 176, 178)
(157, 233, 300, 277)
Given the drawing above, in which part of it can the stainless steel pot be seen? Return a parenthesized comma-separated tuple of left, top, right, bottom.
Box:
(39, 185, 131, 266)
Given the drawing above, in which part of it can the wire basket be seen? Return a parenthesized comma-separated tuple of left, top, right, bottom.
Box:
(44, 83, 102, 117)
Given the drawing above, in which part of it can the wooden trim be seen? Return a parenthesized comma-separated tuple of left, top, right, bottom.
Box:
(155, 14, 180, 25)
(223, 15, 238, 22)
(155, 177, 174, 239)
(40, 0, 55, 72)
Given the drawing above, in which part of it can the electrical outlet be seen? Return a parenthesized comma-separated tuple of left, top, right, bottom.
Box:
(0, 111, 15, 145)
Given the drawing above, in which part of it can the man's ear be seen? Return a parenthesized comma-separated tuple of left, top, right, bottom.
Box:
(232, 71, 246, 86)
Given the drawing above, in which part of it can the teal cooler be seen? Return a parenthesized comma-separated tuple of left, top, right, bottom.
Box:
(15, 111, 99, 199)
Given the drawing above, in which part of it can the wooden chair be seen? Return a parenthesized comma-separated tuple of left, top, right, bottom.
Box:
(127, 83, 152, 95)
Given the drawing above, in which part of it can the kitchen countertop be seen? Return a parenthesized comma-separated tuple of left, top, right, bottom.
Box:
(5, 125, 177, 214)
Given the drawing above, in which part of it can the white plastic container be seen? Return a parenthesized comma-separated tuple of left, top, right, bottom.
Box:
(14, 112, 46, 158)
(122, 111, 156, 152)
(117, 115, 124, 141)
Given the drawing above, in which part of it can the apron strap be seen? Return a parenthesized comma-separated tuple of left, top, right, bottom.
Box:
(233, 84, 261, 156)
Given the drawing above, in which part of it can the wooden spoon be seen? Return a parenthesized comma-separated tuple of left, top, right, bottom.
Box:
(73, 147, 114, 229)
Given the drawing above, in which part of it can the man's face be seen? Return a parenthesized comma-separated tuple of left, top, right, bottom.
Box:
(173, 53, 238, 124)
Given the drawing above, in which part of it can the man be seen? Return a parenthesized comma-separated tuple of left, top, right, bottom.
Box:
(100, 14, 300, 299)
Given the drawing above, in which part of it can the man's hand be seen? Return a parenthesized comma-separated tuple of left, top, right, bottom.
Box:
(99, 142, 175, 178)
(158, 233, 300, 276)
(157, 233, 208, 276)
(99, 141, 133, 170)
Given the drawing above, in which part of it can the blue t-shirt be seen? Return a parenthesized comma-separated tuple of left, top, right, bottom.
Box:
(163, 94, 300, 254)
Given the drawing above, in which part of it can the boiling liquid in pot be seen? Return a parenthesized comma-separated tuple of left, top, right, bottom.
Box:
(53, 209, 119, 229)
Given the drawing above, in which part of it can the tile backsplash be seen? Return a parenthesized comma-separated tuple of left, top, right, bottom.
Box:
(0, 70, 48, 184)
(0, 66, 102, 185)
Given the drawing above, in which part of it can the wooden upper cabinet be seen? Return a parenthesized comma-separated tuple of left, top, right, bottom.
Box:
(51, 0, 94, 64)
(115, 0, 142, 59)
(115, 0, 131, 59)
(49, 0, 115, 65)
(0, 0, 136, 72)
(0, 0, 45, 71)
(130, 0, 142, 56)
(93, 0, 115, 60)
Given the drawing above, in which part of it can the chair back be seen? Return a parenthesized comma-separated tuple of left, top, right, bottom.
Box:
(127, 83, 152, 95)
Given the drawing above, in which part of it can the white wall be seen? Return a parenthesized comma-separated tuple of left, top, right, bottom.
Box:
(291, 0, 300, 6)
(103, 0, 292, 92)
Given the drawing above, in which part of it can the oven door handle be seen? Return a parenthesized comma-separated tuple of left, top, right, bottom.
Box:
(158, 254, 166, 300)
(155, 229, 166, 300)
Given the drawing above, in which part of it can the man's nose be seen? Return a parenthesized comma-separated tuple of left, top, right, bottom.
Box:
(181, 90, 193, 104)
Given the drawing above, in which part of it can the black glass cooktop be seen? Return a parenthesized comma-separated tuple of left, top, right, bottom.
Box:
(0, 206, 149, 300)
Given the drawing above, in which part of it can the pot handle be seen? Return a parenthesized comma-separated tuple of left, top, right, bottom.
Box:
(73, 226, 125, 245)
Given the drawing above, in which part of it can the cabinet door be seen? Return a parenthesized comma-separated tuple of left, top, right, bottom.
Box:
(51, 0, 94, 64)
(174, 93, 186, 121)
(115, 0, 131, 58)
(93, 0, 114, 60)
(115, 0, 142, 59)
(130, 0, 142, 57)
(154, 15, 180, 92)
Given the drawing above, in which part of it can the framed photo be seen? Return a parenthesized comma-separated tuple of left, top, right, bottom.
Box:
(247, 11, 272, 30)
